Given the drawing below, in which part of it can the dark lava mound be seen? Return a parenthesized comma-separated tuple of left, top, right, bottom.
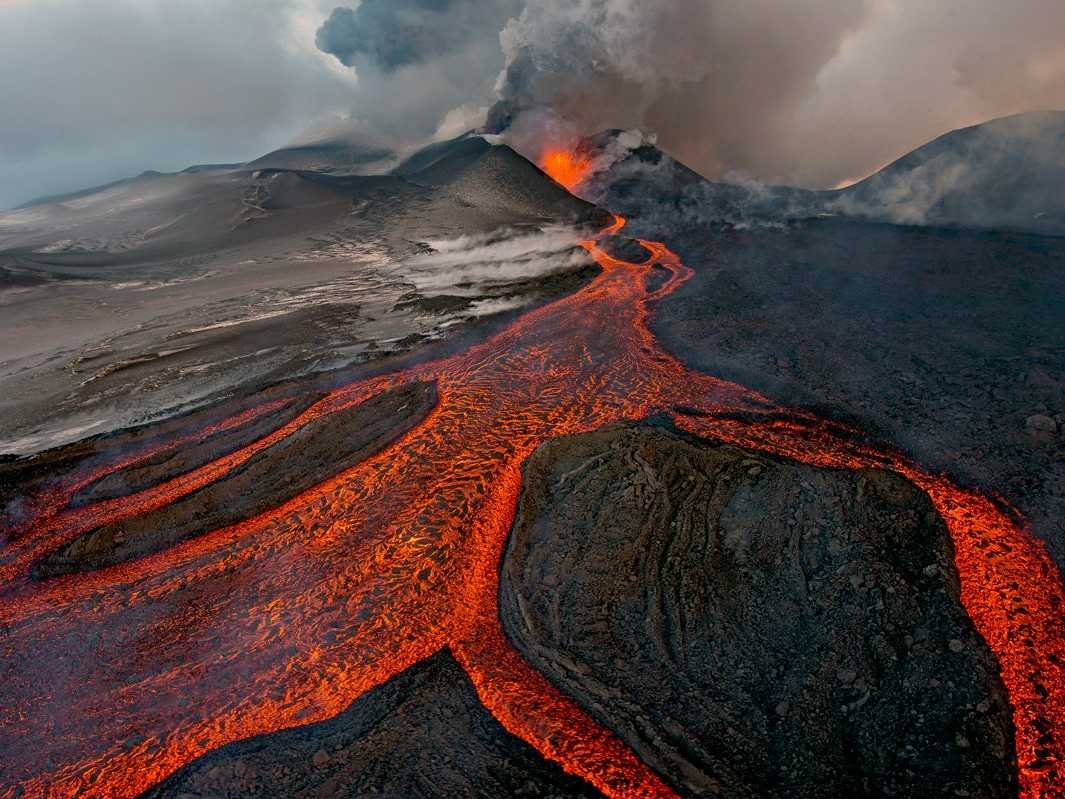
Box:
(140, 650, 599, 799)
(500, 423, 1016, 798)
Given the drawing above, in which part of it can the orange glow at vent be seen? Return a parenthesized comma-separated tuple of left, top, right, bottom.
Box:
(541, 148, 595, 192)
(0, 217, 1061, 799)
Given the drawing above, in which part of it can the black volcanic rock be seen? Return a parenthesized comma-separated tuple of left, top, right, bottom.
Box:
(589, 112, 1065, 237)
(69, 392, 325, 507)
(597, 235, 651, 263)
(582, 131, 818, 234)
(33, 381, 437, 577)
(140, 650, 600, 799)
(500, 423, 1016, 798)
(652, 220, 1065, 574)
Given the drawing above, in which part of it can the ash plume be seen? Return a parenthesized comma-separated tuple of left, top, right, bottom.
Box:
(316, 0, 520, 73)
(487, 0, 1065, 190)
(314, 0, 522, 141)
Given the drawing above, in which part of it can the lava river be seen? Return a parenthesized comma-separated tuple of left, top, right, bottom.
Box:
(0, 210, 1062, 798)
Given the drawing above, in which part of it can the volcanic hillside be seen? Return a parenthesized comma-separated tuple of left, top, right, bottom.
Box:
(0, 133, 603, 454)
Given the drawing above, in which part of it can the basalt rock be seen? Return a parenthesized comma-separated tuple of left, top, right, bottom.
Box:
(69, 392, 325, 507)
(33, 381, 437, 577)
(598, 235, 651, 264)
(500, 422, 1016, 798)
(140, 650, 600, 799)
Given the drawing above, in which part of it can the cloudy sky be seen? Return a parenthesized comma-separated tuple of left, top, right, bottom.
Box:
(1, 0, 1063, 208)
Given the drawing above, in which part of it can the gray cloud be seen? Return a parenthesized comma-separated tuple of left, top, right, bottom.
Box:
(0, 0, 357, 209)
(312, 0, 521, 140)
(2, 0, 1064, 210)
(316, 0, 486, 71)
(490, 0, 1065, 189)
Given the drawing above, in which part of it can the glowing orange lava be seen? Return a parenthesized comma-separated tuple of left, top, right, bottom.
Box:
(0, 216, 1061, 799)
(541, 147, 595, 192)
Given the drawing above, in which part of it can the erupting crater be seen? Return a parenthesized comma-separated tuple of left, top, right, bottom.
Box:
(0, 203, 1062, 799)
(542, 147, 596, 193)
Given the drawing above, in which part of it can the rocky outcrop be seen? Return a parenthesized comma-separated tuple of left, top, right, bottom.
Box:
(500, 422, 1016, 798)
(70, 393, 324, 507)
(140, 650, 600, 799)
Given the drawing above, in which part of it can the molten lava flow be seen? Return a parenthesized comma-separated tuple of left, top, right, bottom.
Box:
(1, 217, 1062, 799)
(541, 147, 595, 192)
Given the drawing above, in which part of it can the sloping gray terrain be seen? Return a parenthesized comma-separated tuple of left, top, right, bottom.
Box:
(586, 112, 1065, 237)
(141, 650, 600, 799)
(0, 134, 604, 454)
(829, 111, 1065, 236)
(500, 422, 1016, 798)
(247, 137, 397, 173)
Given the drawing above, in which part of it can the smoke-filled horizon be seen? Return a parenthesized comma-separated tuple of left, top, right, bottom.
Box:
(1, 0, 1064, 207)
(485, 0, 1065, 188)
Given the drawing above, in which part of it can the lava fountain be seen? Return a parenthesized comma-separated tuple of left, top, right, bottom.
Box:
(0, 202, 1062, 798)
(542, 147, 596, 192)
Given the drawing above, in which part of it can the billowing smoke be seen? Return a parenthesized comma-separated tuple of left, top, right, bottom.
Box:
(3, 0, 1063, 208)
(487, 0, 1065, 189)
(317, 0, 516, 72)
(487, 0, 874, 177)
(314, 0, 522, 141)
(402, 225, 592, 292)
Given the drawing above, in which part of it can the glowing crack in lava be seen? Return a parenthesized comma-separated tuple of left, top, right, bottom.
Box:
(542, 147, 596, 192)
(0, 213, 1063, 799)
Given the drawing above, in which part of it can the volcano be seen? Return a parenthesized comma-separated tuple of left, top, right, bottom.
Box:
(0, 120, 1062, 799)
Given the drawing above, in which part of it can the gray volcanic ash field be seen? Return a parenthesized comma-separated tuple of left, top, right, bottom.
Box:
(0, 136, 601, 454)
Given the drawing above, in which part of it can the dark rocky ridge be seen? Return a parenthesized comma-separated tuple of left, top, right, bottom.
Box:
(597, 235, 652, 264)
(33, 381, 437, 577)
(646, 219, 1065, 574)
(829, 111, 1065, 236)
(500, 422, 1016, 798)
(0, 380, 309, 521)
(586, 112, 1065, 237)
(69, 391, 325, 507)
(140, 650, 600, 799)
(247, 138, 396, 174)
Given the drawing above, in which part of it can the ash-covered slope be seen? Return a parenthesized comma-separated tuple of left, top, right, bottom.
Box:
(0, 133, 600, 259)
(247, 137, 397, 173)
(0, 133, 604, 454)
(581, 130, 818, 233)
(830, 111, 1065, 236)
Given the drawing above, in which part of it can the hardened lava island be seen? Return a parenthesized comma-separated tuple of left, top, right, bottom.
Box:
(1, 114, 1064, 799)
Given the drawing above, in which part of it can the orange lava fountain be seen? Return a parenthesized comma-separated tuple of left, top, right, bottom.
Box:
(542, 148, 596, 192)
(1, 213, 1062, 799)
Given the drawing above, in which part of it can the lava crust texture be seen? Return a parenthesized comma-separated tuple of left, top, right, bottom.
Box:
(141, 650, 599, 799)
(500, 422, 1017, 798)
